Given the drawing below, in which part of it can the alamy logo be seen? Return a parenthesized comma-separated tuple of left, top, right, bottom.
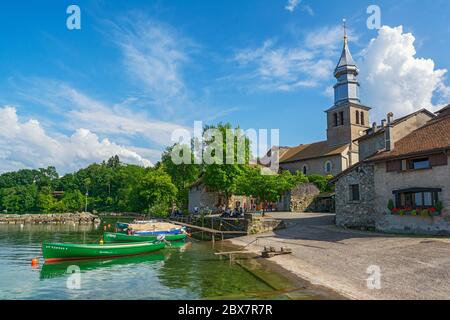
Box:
(66, 5, 81, 30)
(170, 121, 280, 174)
(366, 5, 381, 30)
(66, 265, 81, 290)
(366, 265, 381, 290)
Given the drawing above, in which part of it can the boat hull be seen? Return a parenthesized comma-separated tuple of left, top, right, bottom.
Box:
(42, 241, 165, 263)
(103, 232, 186, 243)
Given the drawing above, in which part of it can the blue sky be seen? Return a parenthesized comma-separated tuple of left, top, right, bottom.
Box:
(0, 0, 449, 173)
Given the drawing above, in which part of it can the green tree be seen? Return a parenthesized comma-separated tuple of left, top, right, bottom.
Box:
(202, 123, 251, 207)
(158, 145, 201, 209)
(237, 169, 305, 213)
(135, 168, 178, 216)
(61, 190, 85, 212)
(307, 174, 334, 193)
(37, 187, 56, 213)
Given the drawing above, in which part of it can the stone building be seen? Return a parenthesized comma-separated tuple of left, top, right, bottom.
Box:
(188, 178, 255, 213)
(332, 105, 450, 235)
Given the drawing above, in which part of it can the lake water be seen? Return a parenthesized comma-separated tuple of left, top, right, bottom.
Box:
(0, 219, 332, 300)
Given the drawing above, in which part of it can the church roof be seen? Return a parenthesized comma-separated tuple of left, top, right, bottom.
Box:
(280, 141, 349, 163)
(336, 37, 356, 69)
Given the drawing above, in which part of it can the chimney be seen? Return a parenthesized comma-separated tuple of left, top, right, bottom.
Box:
(381, 119, 387, 127)
(387, 112, 394, 124)
(372, 122, 377, 133)
(385, 116, 395, 151)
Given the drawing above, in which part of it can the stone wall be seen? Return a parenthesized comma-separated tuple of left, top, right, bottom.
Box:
(335, 163, 376, 228)
(247, 216, 286, 235)
(288, 183, 321, 212)
(188, 183, 254, 213)
(376, 215, 450, 236)
(0, 212, 100, 224)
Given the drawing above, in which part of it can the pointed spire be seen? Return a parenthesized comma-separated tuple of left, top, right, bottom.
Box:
(343, 18, 348, 44)
(333, 19, 360, 105)
(335, 19, 357, 72)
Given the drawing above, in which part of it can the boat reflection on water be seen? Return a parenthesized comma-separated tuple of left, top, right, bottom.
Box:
(40, 241, 192, 280)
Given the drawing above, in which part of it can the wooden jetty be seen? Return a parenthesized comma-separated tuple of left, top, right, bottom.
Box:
(169, 220, 248, 243)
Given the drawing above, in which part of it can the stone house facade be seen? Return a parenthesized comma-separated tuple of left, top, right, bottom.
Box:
(334, 163, 375, 228)
(332, 106, 450, 235)
(188, 180, 326, 214)
(188, 180, 255, 213)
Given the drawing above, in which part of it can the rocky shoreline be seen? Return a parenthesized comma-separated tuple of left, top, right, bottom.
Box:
(0, 212, 101, 225)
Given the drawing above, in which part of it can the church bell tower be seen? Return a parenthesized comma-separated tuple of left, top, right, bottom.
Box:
(326, 20, 371, 147)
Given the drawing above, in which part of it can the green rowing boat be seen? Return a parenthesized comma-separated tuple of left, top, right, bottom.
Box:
(42, 241, 165, 263)
(103, 232, 187, 243)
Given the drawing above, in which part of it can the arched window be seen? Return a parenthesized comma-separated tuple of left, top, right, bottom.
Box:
(302, 165, 308, 175)
(356, 111, 360, 124)
(333, 113, 338, 127)
(360, 112, 365, 125)
(325, 161, 332, 173)
(339, 111, 344, 125)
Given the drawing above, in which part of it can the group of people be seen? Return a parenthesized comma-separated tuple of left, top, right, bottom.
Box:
(170, 207, 184, 218)
(220, 205, 244, 218)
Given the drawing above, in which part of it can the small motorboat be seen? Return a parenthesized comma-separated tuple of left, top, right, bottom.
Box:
(127, 221, 186, 236)
(42, 241, 165, 263)
(116, 222, 129, 230)
(103, 232, 187, 243)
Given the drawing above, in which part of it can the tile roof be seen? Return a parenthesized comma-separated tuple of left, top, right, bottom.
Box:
(368, 114, 450, 161)
(280, 140, 349, 163)
(356, 108, 435, 142)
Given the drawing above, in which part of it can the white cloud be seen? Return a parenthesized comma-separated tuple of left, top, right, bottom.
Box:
(305, 25, 357, 50)
(0, 106, 153, 173)
(233, 40, 330, 91)
(285, 0, 314, 16)
(11, 78, 189, 147)
(110, 16, 196, 114)
(301, 5, 314, 16)
(285, 0, 300, 12)
(359, 25, 450, 120)
(230, 24, 357, 92)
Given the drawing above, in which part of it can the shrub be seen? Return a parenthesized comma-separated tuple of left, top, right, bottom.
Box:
(420, 209, 430, 218)
(399, 210, 405, 216)
(435, 201, 443, 214)
(147, 202, 170, 218)
(387, 199, 395, 211)
(411, 210, 417, 216)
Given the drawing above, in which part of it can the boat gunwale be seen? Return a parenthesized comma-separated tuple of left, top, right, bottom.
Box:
(42, 241, 162, 249)
(43, 250, 165, 264)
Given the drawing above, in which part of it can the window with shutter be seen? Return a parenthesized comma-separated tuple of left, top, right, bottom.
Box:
(386, 160, 401, 172)
(429, 153, 448, 167)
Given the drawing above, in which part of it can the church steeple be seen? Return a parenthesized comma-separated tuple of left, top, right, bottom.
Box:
(325, 19, 371, 148)
(333, 19, 360, 105)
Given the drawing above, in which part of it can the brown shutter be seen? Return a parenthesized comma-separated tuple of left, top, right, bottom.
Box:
(386, 160, 402, 172)
(430, 153, 448, 167)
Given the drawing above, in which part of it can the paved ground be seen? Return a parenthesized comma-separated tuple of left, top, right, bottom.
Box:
(228, 212, 450, 300)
